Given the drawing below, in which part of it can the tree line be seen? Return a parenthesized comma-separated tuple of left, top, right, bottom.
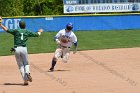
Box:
(0, 0, 63, 16)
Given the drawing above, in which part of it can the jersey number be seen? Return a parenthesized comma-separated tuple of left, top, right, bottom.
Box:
(21, 33, 24, 40)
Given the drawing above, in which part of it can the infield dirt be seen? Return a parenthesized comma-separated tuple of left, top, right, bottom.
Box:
(0, 48, 140, 93)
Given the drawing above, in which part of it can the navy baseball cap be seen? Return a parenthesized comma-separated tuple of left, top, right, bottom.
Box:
(66, 23, 73, 30)
(66, 23, 73, 27)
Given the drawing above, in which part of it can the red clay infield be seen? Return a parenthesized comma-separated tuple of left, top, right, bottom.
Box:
(0, 48, 140, 93)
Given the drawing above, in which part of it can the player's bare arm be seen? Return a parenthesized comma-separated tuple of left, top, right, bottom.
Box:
(0, 24, 8, 31)
(0, 16, 2, 24)
(0, 17, 8, 31)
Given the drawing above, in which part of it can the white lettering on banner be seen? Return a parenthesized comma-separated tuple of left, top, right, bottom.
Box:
(5, 19, 21, 29)
(64, 3, 140, 13)
(5, 19, 12, 29)
(45, 17, 53, 20)
(14, 19, 21, 29)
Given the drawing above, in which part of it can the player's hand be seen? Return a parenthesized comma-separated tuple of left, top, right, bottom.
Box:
(56, 40, 60, 44)
(37, 29, 43, 35)
(38, 29, 43, 33)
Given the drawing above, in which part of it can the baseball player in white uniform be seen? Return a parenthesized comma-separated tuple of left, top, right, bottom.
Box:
(48, 23, 78, 72)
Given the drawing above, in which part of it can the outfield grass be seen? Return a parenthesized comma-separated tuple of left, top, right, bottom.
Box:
(0, 30, 140, 56)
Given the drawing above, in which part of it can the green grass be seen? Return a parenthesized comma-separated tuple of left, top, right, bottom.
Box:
(76, 30, 140, 50)
(0, 30, 140, 56)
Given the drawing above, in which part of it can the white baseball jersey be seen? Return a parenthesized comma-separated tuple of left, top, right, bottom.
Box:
(55, 29, 77, 47)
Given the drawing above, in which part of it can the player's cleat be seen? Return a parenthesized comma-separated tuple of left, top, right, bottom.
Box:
(26, 73, 32, 82)
(23, 80, 28, 86)
(48, 68, 54, 72)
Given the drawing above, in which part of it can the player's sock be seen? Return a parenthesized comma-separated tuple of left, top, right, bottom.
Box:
(25, 65, 30, 74)
(20, 66, 27, 81)
(50, 60, 56, 70)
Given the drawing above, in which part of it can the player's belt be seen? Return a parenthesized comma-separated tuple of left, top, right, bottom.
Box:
(14, 45, 26, 48)
(60, 45, 70, 48)
(62, 46, 70, 48)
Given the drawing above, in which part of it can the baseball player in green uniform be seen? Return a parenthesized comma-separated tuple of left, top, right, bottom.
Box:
(0, 19, 43, 85)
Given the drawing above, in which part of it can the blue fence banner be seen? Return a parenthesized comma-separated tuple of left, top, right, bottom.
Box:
(0, 14, 140, 32)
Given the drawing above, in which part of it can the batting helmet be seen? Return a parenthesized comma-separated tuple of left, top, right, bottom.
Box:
(19, 20, 26, 29)
(66, 23, 73, 31)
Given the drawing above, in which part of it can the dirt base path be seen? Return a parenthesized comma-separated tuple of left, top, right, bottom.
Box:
(0, 48, 140, 93)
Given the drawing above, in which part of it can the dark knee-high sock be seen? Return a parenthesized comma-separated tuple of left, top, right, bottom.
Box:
(51, 60, 56, 69)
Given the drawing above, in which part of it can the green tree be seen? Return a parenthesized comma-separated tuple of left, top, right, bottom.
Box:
(34, 0, 63, 15)
(10, 0, 24, 16)
(0, 0, 24, 16)
(0, 0, 64, 16)
(23, 0, 37, 16)
(0, 0, 12, 16)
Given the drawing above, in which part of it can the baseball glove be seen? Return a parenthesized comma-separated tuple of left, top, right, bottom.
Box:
(60, 36, 69, 43)
(10, 48, 16, 53)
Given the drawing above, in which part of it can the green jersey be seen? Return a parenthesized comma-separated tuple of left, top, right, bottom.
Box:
(7, 29, 39, 47)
